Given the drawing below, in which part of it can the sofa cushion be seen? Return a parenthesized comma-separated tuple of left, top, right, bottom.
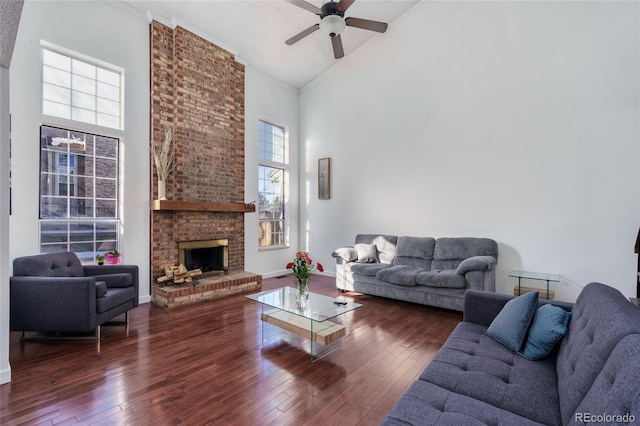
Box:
(432, 238, 498, 271)
(96, 286, 136, 314)
(419, 321, 562, 425)
(520, 304, 571, 360)
(348, 262, 390, 277)
(95, 281, 107, 299)
(355, 243, 378, 263)
(376, 265, 420, 286)
(355, 234, 397, 264)
(416, 270, 466, 288)
(556, 282, 640, 424)
(393, 236, 435, 269)
(381, 379, 545, 426)
(486, 291, 538, 352)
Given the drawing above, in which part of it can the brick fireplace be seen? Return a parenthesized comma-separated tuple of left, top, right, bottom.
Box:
(150, 21, 261, 308)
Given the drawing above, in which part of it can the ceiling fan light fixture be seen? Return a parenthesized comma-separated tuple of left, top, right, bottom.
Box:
(320, 15, 346, 37)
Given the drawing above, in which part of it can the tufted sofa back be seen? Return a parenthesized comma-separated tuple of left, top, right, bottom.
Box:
(13, 252, 85, 277)
(556, 282, 640, 424)
(431, 237, 498, 270)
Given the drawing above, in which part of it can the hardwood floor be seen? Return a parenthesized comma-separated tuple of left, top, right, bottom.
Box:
(1, 275, 462, 425)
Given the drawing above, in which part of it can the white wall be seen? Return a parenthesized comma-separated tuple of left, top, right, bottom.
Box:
(300, 1, 640, 302)
(1, 66, 11, 384)
(9, 1, 151, 300)
(245, 67, 301, 278)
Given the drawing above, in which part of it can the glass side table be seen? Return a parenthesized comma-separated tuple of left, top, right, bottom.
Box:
(509, 270, 560, 299)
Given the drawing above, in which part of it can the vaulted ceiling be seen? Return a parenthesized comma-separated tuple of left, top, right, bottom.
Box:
(121, 0, 419, 90)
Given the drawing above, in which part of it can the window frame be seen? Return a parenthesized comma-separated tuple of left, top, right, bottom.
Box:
(38, 43, 125, 263)
(258, 120, 288, 250)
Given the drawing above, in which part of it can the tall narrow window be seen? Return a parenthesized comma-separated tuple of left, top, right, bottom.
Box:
(39, 126, 119, 262)
(258, 121, 286, 248)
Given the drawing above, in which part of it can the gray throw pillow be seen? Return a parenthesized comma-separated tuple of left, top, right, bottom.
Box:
(355, 243, 377, 263)
(486, 291, 539, 352)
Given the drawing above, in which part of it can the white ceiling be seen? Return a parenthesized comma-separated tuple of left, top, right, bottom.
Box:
(120, 0, 419, 90)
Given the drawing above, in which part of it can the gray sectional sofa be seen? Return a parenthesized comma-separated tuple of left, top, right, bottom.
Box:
(332, 234, 498, 311)
(382, 282, 640, 425)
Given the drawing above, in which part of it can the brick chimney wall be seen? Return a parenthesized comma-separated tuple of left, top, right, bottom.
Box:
(150, 21, 246, 280)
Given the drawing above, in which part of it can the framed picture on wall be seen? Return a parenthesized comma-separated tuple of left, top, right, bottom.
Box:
(318, 157, 330, 200)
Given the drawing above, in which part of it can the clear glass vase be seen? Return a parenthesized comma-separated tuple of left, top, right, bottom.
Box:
(296, 277, 309, 309)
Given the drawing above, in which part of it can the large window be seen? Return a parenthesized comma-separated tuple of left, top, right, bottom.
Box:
(42, 46, 123, 130)
(39, 126, 119, 262)
(258, 121, 286, 248)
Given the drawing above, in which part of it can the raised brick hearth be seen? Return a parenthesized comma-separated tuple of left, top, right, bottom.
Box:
(150, 21, 260, 308)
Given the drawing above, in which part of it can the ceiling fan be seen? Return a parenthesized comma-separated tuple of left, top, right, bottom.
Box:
(285, 0, 389, 59)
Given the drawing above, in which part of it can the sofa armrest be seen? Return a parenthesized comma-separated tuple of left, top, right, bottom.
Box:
(456, 256, 497, 275)
(332, 247, 357, 262)
(10, 276, 97, 332)
(84, 264, 139, 307)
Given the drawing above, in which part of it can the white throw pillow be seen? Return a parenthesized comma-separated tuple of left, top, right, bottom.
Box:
(355, 243, 378, 263)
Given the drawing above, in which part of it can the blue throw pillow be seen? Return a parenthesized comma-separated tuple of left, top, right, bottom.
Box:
(486, 291, 539, 352)
(520, 304, 571, 360)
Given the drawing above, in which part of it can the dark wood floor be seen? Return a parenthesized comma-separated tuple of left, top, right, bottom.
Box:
(0, 275, 462, 425)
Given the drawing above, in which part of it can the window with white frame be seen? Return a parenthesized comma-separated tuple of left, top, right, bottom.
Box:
(39, 126, 119, 262)
(39, 46, 123, 262)
(258, 121, 286, 248)
(42, 47, 123, 130)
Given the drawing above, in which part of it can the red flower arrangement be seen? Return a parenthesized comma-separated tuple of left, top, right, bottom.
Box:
(286, 251, 324, 282)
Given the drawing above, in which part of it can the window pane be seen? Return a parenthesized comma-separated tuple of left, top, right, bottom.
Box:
(71, 242, 95, 262)
(76, 176, 94, 198)
(95, 178, 116, 198)
(96, 199, 117, 218)
(95, 135, 118, 159)
(72, 60, 96, 79)
(43, 83, 70, 104)
(72, 91, 95, 110)
(70, 222, 94, 242)
(97, 81, 120, 101)
(43, 100, 70, 119)
(95, 157, 117, 178)
(43, 49, 71, 71)
(70, 198, 93, 218)
(97, 68, 120, 86)
(43, 66, 71, 87)
(40, 222, 68, 243)
(97, 97, 119, 116)
(72, 74, 96, 95)
(40, 243, 69, 254)
(72, 107, 96, 124)
(40, 196, 66, 218)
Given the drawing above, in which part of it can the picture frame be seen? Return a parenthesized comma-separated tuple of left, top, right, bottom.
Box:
(318, 157, 330, 200)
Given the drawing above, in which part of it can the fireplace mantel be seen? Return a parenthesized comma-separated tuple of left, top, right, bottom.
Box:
(150, 200, 256, 213)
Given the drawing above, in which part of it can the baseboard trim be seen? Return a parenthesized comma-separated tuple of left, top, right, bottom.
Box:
(0, 366, 11, 384)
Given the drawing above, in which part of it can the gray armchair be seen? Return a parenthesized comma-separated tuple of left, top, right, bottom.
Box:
(10, 251, 139, 340)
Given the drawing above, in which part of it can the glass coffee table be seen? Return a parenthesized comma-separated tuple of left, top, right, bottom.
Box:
(246, 287, 362, 361)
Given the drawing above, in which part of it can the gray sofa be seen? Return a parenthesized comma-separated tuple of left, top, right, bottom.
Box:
(332, 234, 498, 311)
(383, 282, 640, 425)
(10, 251, 139, 339)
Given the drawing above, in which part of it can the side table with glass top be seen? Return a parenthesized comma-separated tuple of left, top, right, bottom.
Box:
(509, 270, 560, 300)
(246, 287, 362, 362)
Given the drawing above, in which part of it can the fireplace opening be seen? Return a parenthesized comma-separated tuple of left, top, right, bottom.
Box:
(179, 239, 229, 276)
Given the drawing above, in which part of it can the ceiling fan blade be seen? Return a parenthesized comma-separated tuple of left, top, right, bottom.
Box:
(336, 0, 356, 13)
(345, 17, 388, 33)
(285, 24, 320, 45)
(331, 34, 345, 59)
(286, 0, 323, 15)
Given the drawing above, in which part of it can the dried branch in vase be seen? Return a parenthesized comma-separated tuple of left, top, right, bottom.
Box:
(152, 126, 176, 181)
